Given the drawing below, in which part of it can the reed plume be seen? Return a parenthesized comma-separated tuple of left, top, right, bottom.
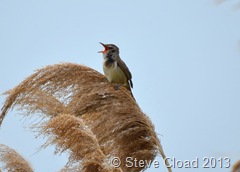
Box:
(0, 144, 34, 172)
(42, 113, 123, 172)
(232, 160, 240, 172)
(0, 63, 171, 172)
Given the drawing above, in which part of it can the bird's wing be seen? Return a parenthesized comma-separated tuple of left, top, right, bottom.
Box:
(116, 57, 133, 88)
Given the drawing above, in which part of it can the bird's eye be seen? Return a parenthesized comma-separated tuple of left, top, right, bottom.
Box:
(108, 47, 113, 50)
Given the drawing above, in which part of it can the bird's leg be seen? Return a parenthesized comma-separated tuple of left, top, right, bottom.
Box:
(101, 77, 109, 82)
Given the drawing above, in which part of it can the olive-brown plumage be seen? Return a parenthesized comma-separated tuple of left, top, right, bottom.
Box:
(99, 42, 133, 92)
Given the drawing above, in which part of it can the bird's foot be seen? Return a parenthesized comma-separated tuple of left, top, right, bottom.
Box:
(101, 77, 109, 83)
(113, 84, 122, 90)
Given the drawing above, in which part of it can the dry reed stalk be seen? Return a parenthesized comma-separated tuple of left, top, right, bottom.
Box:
(0, 63, 171, 172)
(0, 144, 33, 172)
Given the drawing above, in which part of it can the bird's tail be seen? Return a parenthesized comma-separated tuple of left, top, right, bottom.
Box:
(130, 90, 135, 101)
(125, 83, 135, 101)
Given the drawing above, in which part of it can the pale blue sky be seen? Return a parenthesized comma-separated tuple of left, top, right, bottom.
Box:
(0, 0, 240, 172)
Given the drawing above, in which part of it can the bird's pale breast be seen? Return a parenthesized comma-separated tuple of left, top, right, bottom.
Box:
(103, 61, 128, 86)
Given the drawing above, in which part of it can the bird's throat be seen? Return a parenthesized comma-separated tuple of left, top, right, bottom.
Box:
(104, 57, 115, 68)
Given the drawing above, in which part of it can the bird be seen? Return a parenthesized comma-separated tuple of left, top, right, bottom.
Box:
(98, 42, 134, 96)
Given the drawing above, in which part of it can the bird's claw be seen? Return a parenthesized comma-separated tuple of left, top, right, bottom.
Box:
(113, 84, 122, 90)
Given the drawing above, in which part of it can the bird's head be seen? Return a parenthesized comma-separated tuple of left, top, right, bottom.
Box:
(98, 42, 119, 55)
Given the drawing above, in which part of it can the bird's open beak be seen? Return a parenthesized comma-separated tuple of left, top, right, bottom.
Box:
(98, 42, 108, 53)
